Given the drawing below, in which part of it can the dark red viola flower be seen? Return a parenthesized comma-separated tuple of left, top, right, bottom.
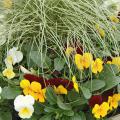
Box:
(48, 78, 74, 90)
(89, 95, 103, 107)
(24, 74, 74, 90)
(24, 74, 49, 88)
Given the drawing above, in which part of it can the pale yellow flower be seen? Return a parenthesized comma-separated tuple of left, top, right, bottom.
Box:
(2, 68, 15, 79)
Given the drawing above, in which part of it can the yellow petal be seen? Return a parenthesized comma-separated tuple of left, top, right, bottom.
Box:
(72, 76, 79, 93)
(75, 54, 84, 70)
(20, 79, 30, 89)
(31, 81, 41, 92)
(2, 68, 15, 79)
(92, 104, 100, 114)
(19, 107, 33, 119)
(54, 85, 67, 95)
(82, 53, 93, 68)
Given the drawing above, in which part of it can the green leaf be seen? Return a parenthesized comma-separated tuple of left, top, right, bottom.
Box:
(57, 96, 72, 110)
(63, 110, 74, 117)
(30, 51, 51, 68)
(102, 76, 120, 92)
(99, 65, 120, 92)
(44, 107, 56, 113)
(79, 112, 86, 120)
(34, 102, 44, 115)
(0, 111, 12, 120)
(71, 113, 82, 120)
(54, 58, 65, 71)
(83, 80, 106, 92)
(67, 90, 87, 106)
(1, 86, 22, 99)
(80, 86, 92, 99)
(46, 87, 57, 105)
(39, 114, 52, 120)
(99, 64, 118, 79)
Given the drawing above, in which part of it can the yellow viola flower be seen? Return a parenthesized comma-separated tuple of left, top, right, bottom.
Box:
(92, 102, 109, 119)
(108, 94, 120, 110)
(54, 85, 67, 95)
(72, 76, 79, 93)
(2, 68, 15, 79)
(91, 58, 103, 74)
(98, 28, 105, 38)
(75, 54, 84, 70)
(3, 0, 12, 9)
(20, 80, 46, 103)
(65, 47, 74, 57)
(109, 15, 119, 23)
(75, 53, 93, 70)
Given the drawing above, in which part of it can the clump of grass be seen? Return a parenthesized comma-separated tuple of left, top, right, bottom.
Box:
(1, 0, 120, 68)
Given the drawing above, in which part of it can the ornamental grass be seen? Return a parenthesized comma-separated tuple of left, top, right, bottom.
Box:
(0, 0, 120, 120)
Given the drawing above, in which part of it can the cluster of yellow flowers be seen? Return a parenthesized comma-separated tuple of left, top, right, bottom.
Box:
(20, 79, 46, 103)
(75, 53, 103, 74)
(92, 94, 120, 119)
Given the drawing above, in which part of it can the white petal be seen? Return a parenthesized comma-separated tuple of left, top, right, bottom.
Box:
(20, 66, 31, 74)
(14, 95, 35, 112)
(14, 95, 24, 111)
(13, 51, 23, 64)
(7, 47, 23, 65)
(24, 95, 35, 105)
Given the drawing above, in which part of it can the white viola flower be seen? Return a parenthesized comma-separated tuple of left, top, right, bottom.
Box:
(14, 95, 35, 119)
(20, 65, 31, 74)
(5, 47, 23, 68)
